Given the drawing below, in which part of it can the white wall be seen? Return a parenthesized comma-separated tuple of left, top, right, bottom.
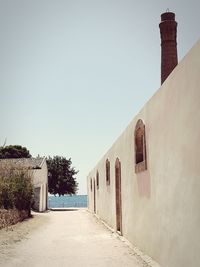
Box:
(32, 158, 48, 212)
(87, 39, 200, 267)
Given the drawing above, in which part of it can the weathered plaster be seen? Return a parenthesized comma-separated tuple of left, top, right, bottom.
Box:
(87, 39, 200, 267)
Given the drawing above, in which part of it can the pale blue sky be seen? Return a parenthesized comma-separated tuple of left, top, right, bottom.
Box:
(0, 0, 199, 194)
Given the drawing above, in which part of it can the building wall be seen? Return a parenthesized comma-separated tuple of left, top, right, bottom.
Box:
(87, 39, 200, 267)
(32, 187, 41, 211)
(32, 159, 48, 212)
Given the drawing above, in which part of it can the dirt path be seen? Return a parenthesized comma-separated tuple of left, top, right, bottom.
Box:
(0, 209, 148, 267)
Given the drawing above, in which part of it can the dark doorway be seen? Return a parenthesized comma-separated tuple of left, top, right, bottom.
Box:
(93, 179, 96, 213)
(115, 158, 122, 234)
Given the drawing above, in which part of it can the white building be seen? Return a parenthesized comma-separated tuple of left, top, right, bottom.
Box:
(0, 157, 48, 212)
(87, 13, 200, 267)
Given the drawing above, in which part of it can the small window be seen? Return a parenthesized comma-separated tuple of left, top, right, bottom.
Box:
(96, 171, 99, 189)
(106, 159, 110, 185)
(90, 178, 92, 191)
(134, 119, 147, 173)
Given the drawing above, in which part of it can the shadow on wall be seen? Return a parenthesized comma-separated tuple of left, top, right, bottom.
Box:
(136, 169, 151, 198)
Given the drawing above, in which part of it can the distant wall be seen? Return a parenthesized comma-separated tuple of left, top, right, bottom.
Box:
(32, 159, 48, 187)
(0, 209, 29, 230)
(32, 187, 41, 211)
(87, 40, 200, 267)
(32, 159, 48, 212)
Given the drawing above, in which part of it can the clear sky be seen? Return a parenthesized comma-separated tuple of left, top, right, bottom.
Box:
(0, 0, 199, 195)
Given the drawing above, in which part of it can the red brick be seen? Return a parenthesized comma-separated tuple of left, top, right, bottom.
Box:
(159, 12, 178, 84)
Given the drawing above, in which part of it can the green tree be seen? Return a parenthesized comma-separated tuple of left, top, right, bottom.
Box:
(47, 156, 78, 196)
(0, 145, 31, 159)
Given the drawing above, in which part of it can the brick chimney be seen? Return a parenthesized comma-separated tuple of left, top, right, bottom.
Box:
(159, 12, 178, 84)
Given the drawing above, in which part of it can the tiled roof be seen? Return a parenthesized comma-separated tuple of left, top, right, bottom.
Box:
(0, 157, 45, 169)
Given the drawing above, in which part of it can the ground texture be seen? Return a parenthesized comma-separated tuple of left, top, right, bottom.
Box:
(0, 209, 157, 267)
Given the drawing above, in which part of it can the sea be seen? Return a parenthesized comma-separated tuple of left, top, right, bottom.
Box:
(48, 195, 87, 208)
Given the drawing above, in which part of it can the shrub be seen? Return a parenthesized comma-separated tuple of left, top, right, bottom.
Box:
(0, 162, 33, 212)
(11, 172, 33, 210)
(0, 176, 14, 209)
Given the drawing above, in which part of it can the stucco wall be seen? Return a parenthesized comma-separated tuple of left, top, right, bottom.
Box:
(87, 39, 200, 267)
(32, 159, 48, 212)
(32, 159, 48, 187)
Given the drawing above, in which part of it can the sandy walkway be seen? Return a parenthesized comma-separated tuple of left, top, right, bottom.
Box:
(0, 209, 148, 267)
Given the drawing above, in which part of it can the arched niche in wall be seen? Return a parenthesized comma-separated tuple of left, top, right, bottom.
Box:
(106, 159, 110, 185)
(115, 158, 122, 233)
(96, 171, 99, 190)
(134, 119, 147, 173)
(90, 178, 93, 191)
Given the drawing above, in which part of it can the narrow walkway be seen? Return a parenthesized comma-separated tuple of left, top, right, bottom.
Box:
(0, 209, 144, 267)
